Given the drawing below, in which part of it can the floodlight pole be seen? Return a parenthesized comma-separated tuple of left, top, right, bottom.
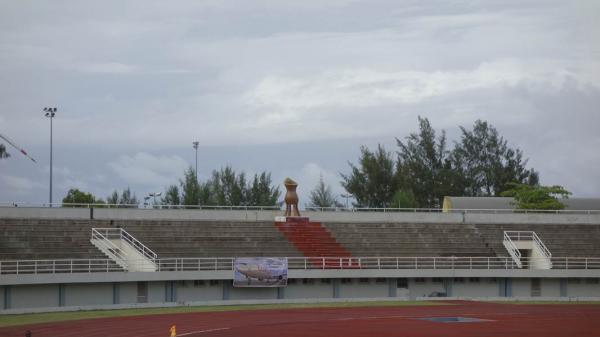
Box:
(44, 107, 57, 207)
(192, 141, 199, 182)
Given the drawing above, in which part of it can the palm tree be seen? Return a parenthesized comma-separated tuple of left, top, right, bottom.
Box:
(0, 144, 9, 159)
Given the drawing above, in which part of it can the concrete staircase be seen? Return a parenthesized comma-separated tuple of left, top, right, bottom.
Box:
(91, 228, 158, 272)
(475, 223, 600, 257)
(502, 231, 553, 269)
(275, 217, 357, 268)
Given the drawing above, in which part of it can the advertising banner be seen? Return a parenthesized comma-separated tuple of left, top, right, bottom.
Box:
(233, 257, 288, 287)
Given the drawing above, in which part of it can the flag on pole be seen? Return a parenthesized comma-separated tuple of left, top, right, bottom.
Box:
(0, 133, 36, 163)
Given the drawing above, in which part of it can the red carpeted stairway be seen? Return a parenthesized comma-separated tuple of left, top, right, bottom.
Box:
(275, 217, 358, 268)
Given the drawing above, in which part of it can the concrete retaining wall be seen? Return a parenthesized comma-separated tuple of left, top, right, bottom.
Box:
(464, 212, 600, 225)
(0, 207, 90, 219)
(2, 276, 600, 314)
(2, 207, 599, 224)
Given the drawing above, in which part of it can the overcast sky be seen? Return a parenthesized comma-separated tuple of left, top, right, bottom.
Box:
(1, 0, 599, 206)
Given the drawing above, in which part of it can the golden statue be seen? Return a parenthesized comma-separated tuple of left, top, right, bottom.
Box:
(284, 177, 301, 217)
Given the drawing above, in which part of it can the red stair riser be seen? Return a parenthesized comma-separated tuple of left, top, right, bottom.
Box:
(275, 220, 354, 261)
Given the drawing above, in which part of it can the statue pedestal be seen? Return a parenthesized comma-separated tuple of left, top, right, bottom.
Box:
(274, 216, 310, 224)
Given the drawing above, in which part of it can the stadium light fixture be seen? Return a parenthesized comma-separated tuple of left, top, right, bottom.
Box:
(148, 192, 162, 208)
(341, 193, 353, 209)
(44, 107, 57, 207)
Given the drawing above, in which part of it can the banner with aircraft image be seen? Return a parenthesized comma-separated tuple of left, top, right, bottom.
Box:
(233, 257, 288, 287)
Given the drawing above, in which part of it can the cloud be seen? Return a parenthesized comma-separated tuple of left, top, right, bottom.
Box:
(0, 0, 599, 202)
(301, 163, 340, 191)
(245, 60, 597, 113)
(77, 62, 136, 74)
(1, 174, 44, 194)
(107, 152, 189, 187)
(57, 178, 89, 191)
(274, 162, 345, 207)
(41, 165, 72, 176)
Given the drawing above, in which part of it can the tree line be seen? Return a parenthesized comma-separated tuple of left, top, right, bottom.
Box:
(60, 117, 569, 210)
(340, 117, 540, 208)
(62, 187, 139, 207)
(161, 166, 280, 207)
(62, 167, 280, 208)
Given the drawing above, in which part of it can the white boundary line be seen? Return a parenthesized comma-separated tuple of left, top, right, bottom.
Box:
(177, 327, 231, 336)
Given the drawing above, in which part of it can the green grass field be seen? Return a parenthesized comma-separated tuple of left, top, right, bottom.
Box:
(0, 300, 447, 328)
(493, 300, 600, 305)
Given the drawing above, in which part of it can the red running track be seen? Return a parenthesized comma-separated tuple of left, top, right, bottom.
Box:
(2, 301, 600, 337)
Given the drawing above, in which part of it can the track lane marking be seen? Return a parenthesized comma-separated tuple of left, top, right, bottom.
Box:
(177, 327, 231, 336)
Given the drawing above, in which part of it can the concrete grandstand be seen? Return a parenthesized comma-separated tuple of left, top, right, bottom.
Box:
(1, 205, 600, 313)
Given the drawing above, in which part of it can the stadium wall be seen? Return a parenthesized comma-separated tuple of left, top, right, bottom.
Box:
(2, 207, 600, 224)
(5, 269, 600, 286)
(3, 277, 600, 312)
(3, 207, 600, 312)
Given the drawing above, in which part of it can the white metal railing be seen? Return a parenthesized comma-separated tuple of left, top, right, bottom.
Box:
(121, 229, 158, 262)
(2, 256, 600, 275)
(0, 203, 282, 211)
(505, 231, 535, 241)
(505, 230, 552, 258)
(0, 259, 124, 274)
(1, 203, 599, 214)
(503, 231, 522, 267)
(90, 229, 128, 268)
(92, 228, 157, 262)
(532, 232, 552, 258)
